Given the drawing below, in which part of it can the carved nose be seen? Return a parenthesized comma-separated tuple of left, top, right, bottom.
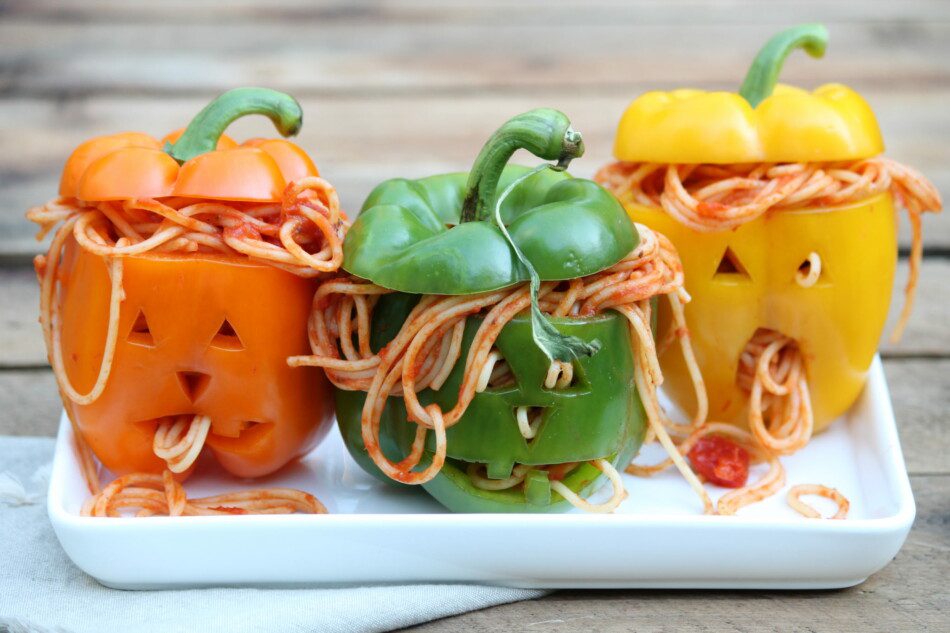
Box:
(176, 370, 211, 403)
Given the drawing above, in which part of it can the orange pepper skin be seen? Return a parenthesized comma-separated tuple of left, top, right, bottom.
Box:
(59, 134, 317, 203)
(56, 237, 335, 479)
(244, 137, 320, 182)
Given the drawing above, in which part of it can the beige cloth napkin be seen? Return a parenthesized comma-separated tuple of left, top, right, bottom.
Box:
(0, 436, 544, 633)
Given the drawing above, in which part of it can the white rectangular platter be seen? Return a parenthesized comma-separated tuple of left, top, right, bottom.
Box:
(48, 356, 914, 590)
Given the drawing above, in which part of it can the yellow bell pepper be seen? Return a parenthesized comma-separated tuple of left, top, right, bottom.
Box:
(610, 24, 898, 432)
(634, 195, 895, 430)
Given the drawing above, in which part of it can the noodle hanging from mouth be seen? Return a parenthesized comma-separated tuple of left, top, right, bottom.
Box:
(289, 223, 708, 512)
(152, 415, 213, 474)
(626, 327, 847, 518)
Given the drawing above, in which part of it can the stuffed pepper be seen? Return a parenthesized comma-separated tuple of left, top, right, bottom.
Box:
(291, 109, 706, 513)
(597, 25, 941, 516)
(28, 88, 348, 516)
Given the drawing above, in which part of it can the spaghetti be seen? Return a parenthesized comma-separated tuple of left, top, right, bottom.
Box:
(81, 470, 327, 518)
(29, 178, 345, 517)
(626, 327, 827, 515)
(595, 158, 942, 340)
(152, 415, 213, 474)
(787, 484, 850, 520)
(289, 223, 708, 512)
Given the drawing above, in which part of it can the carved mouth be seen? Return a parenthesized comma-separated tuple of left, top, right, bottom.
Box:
(136, 415, 275, 471)
(205, 420, 275, 454)
(733, 328, 811, 456)
(735, 328, 803, 393)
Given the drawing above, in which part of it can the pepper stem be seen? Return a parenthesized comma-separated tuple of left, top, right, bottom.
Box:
(165, 87, 303, 164)
(738, 24, 829, 108)
(459, 109, 584, 224)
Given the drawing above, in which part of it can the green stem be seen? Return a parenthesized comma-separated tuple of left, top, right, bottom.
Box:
(738, 24, 829, 108)
(459, 109, 584, 223)
(165, 87, 303, 164)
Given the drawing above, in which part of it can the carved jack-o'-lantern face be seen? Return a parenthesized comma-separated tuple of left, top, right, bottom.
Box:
(335, 297, 648, 512)
(628, 192, 897, 431)
(57, 238, 335, 479)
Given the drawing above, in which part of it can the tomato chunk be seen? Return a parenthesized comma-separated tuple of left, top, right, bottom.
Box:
(688, 435, 750, 488)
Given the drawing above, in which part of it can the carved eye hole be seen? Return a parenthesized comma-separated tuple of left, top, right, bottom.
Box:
(795, 252, 827, 288)
(210, 318, 244, 351)
(476, 349, 516, 392)
(544, 361, 577, 390)
(713, 247, 751, 280)
(127, 310, 155, 347)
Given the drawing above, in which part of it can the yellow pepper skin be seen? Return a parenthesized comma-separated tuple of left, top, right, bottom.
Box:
(613, 83, 883, 165)
(613, 25, 882, 165)
(625, 193, 896, 431)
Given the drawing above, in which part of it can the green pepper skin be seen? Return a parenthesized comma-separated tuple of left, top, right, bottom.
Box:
(342, 165, 636, 295)
(335, 294, 647, 512)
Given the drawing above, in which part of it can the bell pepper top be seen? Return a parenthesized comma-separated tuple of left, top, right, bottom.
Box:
(612, 24, 884, 164)
(343, 109, 635, 296)
(343, 108, 637, 362)
(58, 87, 319, 203)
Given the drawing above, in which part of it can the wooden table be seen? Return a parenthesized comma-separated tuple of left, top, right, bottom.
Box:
(1, 1, 947, 630)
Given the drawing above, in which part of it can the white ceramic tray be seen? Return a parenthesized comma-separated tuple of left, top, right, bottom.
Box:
(48, 356, 914, 590)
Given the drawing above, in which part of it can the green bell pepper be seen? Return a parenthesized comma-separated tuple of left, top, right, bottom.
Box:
(336, 294, 647, 512)
(334, 109, 647, 512)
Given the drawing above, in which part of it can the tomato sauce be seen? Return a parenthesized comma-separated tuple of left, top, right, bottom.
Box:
(688, 435, 750, 488)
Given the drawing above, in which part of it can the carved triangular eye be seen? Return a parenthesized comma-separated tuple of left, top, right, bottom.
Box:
(210, 318, 244, 351)
(713, 247, 751, 280)
(126, 310, 155, 347)
(475, 349, 516, 392)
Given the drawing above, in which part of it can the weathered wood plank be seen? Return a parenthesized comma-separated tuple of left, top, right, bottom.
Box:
(4, 0, 950, 25)
(0, 266, 40, 367)
(2, 353, 947, 477)
(407, 474, 949, 632)
(1, 19, 948, 97)
(3, 261, 950, 367)
(884, 359, 950, 475)
(881, 260, 950, 357)
(0, 92, 947, 258)
(2, 259, 949, 365)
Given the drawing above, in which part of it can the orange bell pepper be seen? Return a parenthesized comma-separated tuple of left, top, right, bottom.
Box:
(38, 88, 335, 479)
